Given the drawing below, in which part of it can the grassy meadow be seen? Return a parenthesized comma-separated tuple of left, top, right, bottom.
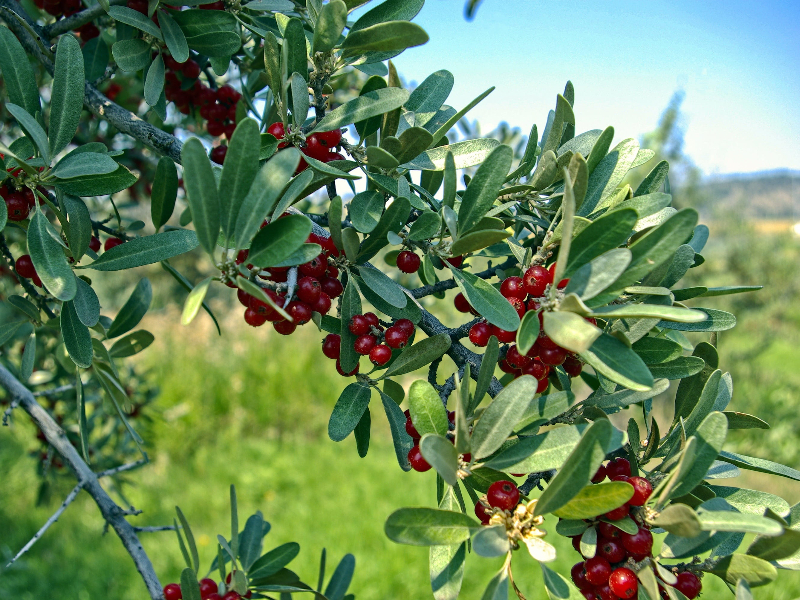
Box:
(2, 212, 800, 599)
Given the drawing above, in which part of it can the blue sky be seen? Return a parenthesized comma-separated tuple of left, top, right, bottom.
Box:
(377, 0, 800, 175)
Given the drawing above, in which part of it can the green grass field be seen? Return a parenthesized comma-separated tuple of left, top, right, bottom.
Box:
(2, 219, 800, 599)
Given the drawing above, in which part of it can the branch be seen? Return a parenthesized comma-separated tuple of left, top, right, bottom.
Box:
(96, 457, 149, 479)
(409, 258, 514, 299)
(6, 482, 82, 567)
(42, 0, 126, 39)
(0, 364, 164, 600)
(0, 0, 183, 164)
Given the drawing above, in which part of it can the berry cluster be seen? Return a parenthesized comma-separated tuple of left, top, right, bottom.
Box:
(236, 232, 342, 336)
(1, 182, 35, 222)
(404, 410, 471, 472)
(321, 315, 416, 378)
(459, 263, 589, 394)
(266, 123, 344, 174)
(567, 458, 702, 599)
(162, 572, 252, 600)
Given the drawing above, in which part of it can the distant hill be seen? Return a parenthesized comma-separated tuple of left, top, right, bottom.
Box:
(697, 169, 800, 220)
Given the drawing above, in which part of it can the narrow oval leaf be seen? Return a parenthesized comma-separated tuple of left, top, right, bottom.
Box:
(534, 419, 613, 517)
(247, 214, 312, 268)
(407, 380, 449, 437)
(28, 209, 76, 301)
(342, 21, 429, 56)
(144, 52, 165, 107)
(73, 277, 100, 327)
(312, 0, 347, 53)
(579, 333, 654, 392)
(182, 137, 220, 256)
(456, 145, 513, 235)
(448, 264, 520, 332)
(151, 157, 179, 230)
(249, 542, 301, 579)
(219, 118, 261, 239)
(6, 104, 50, 165)
(83, 230, 198, 271)
(108, 330, 155, 358)
(61, 300, 93, 368)
(50, 35, 85, 157)
(648, 504, 702, 537)
(106, 278, 152, 339)
(108, 6, 163, 39)
(382, 334, 451, 379)
(564, 208, 637, 278)
(112, 38, 152, 72)
(471, 375, 539, 460)
(384, 508, 477, 546)
(553, 482, 634, 520)
(236, 148, 301, 249)
(472, 526, 509, 558)
(404, 138, 500, 171)
(0, 27, 41, 117)
(328, 382, 371, 442)
(358, 265, 406, 308)
(349, 190, 384, 233)
(312, 88, 411, 133)
(419, 433, 460, 486)
(181, 276, 212, 326)
(62, 195, 91, 261)
(159, 9, 190, 63)
(544, 311, 601, 354)
(708, 554, 778, 587)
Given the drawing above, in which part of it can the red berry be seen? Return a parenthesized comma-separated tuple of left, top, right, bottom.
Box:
(206, 120, 225, 137)
(581, 592, 598, 600)
(395, 318, 415, 336)
(486, 480, 519, 510)
(303, 134, 330, 161)
(604, 504, 630, 521)
(444, 255, 463, 268)
(591, 464, 607, 483)
(5, 193, 30, 221)
(244, 307, 268, 327)
(267, 121, 285, 139)
(621, 527, 653, 556)
(608, 567, 637, 599)
(336, 358, 359, 377)
(507, 295, 526, 317)
(475, 501, 492, 524)
(536, 376, 549, 394)
(490, 325, 516, 343)
(594, 584, 616, 600)
(363, 312, 380, 328)
(408, 445, 431, 472)
(222, 592, 241, 600)
(217, 84, 238, 104)
(597, 522, 622, 540)
(237, 288, 253, 307)
(369, 344, 392, 366)
(523, 265, 552, 297)
(500, 276, 526, 299)
(15, 255, 37, 279)
(89, 236, 101, 252)
(521, 358, 549, 380)
(164, 584, 183, 600)
(572, 534, 583, 554)
(627, 476, 653, 506)
(320, 276, 343, 298)
(205, 595, 222, 600)
(322, 334, 341, 359)
(287, 301, 312, 324)
(571, 563, 593, 591)
(210, 145, 227, 165)
(598, 538, 626, 563)
(396, 250, 421, 273)
(274, 319, 297, 335)
(316, 128, 342, 148)
(310, 291, 331, 315)
(454, 292, 473, 313)
(563, 355, 583, 377)
(384, 326, 409, 349)
(674, 572, 702, 599)
(349, 315, 370, 336)
(498, 359, 518, 374)
(296, 276, 321, 305)
(405, 413, 420, 439)
(607, 458, 632, 478)
(354, 334, 378, 355)
(299, 255, 327, 278)
(505, 345, 530, 369)
(181, 59, 201, 79)
(469, 322, 492, 347)
(539, 345, 567, 366)
(583, 556, 612, 586)
(104, 238, 124, 251)
(199, 578, 218, 598)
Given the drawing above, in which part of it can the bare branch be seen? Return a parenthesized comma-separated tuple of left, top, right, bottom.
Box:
(42, 0, 126, 39)
(0, 364, 165, 600)
(6, 483, 83, 567)
(134, 525, 178, 533)
(96, 458, 149, 480)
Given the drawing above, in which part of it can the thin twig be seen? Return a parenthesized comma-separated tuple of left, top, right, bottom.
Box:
(95, 457, 149, 480)
(6, 483, 82, 567)
(134, 525, 178, 533)
(32, 384, 76, 397)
